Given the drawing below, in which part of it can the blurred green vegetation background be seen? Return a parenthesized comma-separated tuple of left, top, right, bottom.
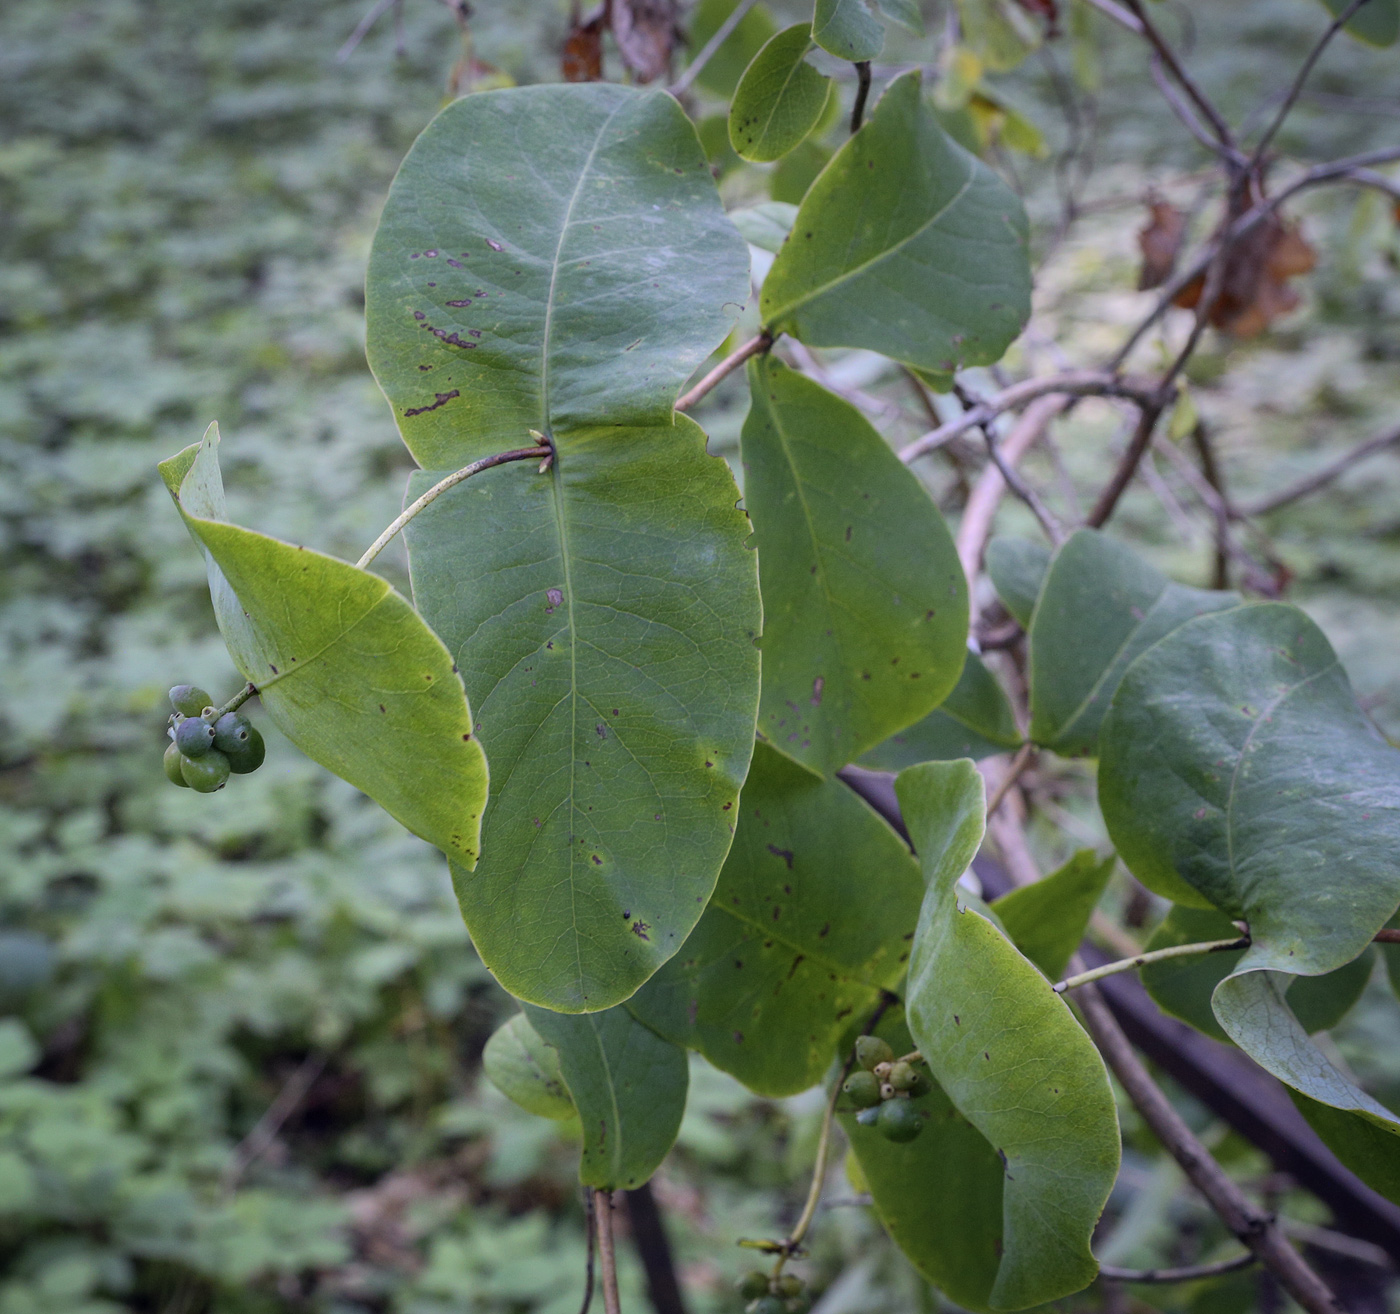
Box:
(0, 1, 1397, 1311)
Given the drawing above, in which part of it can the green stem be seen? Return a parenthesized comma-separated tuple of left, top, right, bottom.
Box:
(210, 683, 257, 720)
(356, 443, 551, 571)
(1053, 936, 1248, 994)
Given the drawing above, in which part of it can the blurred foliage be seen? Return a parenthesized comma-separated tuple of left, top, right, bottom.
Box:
(0, 0, 1398, 1309)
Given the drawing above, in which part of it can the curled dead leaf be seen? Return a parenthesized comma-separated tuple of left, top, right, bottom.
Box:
(1137, 198, 1186, 291)
(563, 15, 605, 82)
(610, 0, 679, 83)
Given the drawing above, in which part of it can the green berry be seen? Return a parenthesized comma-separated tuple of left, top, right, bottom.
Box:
(889, 1061, 917, 1091)
(225, 725, 265, 774)
(747, 1298, 786, 1314)
(169, 685, 213, 718)
(854, 1035, 894, 1071)
(785, 1295, 812, 1314)
(876, 1098, 923, 1143)
(842, 1071, 881, 1109)
(163, 741, 192, 788)
(212, 712, 252, 754)
(175, 717, 216, 757)
(180, 750, 230, 793)
(775, 1276, 803, 1299)
(906, 1071, 932, 1098)
(854, 1105, 880, 1127)
(737, 1273, 770, 1301)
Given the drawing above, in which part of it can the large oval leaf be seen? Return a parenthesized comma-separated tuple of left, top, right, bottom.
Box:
(406, 418, 761, 1013)
(728, 26, 831, 164)
(1029, 530, 1237, 757)
(743, 358, 967, 778)
(158, 425, 488, 867)
(811, 0, 925, 61)
(760, 71, 1031, 375)
(524, 1003, 688, 1189)
(839, 1010, 1005, 1313)
(1292, 1091, 1400, 1206)
(899, 759, 1119, 1310)
(1100, 603, 1400, 977)
(368, 84, 763, 1013)
(627, 742, 923, 1096)
(858, 651, 1021, 770)
(366, 83, 750, 467)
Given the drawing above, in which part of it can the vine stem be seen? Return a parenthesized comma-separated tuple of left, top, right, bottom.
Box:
(668, 0, 762, 96)
(674, 332, 771, 413)
(985, 743, 1033, 821)
(594, 1190, 622, 1314)
(772, 1076, 842, 1278)
(1099, 1252, 1256, 1284)
(355, 444, 551, 570)
(850, 61, 872, 133)
(1073, 981, 1344, 1314)
(579, 1188, 597, 1314)
(1053, 937, 1249, 993)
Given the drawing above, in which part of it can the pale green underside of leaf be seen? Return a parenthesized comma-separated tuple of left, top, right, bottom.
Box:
(1318, 0, 1398, 45)
(406, 418, 761, 1014)
(992, 849, 1115, 981)
(483, 1012, 577, 1120)
(899, 760, 1119, 1310)
(811, 0, 885, 61)
(1292, 1091, 1400, 1206)
(984, 536, 1049, 630)
(728, 202, 799, 254)
(1029, 530, 1237, 757)
(1100, 603, 1400, 978)
(627, 742, 923, 1096)
(760, 72, 1031, 376)
(524, 1003, 688, 1189)
(840, 1010, 1004, 1313)
(1213, 971, 1400, 1137)
(744, 359, 968, 778)
(366, 83, 750, 468)
(858, 651, 1021, 770)
(729, 26, 831, 163)
(158, 424, 488, 868)
(1141, 905, 1372, 1042)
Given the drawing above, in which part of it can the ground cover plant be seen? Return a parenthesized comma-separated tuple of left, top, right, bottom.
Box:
(3, 0, 1400, 1311)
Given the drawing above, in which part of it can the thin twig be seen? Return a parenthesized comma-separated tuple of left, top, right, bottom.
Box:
(1147, 54, 1241, 166)
(1281, 1218, 1393, 1269)
(1243, 424, 1400, 516)
(1190, 421, 1232, 588)
(668, 0, 762, 95)
(1375, 928, 1400, 944)
(1100, 1252, 1257, 1284)
(899, 371, 1151, 465)
(674, 332, 771, 412)
(954, 384, 1066, 543)
(222, 1052, 327, 1192)
(335, 0, 398, 63)
(1249, 0, 1373, 170)
(580, 1188, 598, 1314)
(1077, 0, 1143, 33)
(986, 743, 1033, 820)
(356, 444, 551, 570)
(209, 682, 258, 721)
(595, 1190, 622, 1314)
(850, 61, 872, 133)
(1074, 982, 1344, 1314)
(1087, 400, 1167, 528)
(1054, 937, 1248, 993)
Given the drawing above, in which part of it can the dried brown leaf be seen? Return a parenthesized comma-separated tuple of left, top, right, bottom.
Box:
(563, 17, 605, 82)
(1137, 199, 1187, 291)
(611, 0, 678, 83)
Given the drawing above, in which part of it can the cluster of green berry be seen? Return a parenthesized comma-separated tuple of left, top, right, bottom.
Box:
(163, 685, 265, 793)
(737, 1271, 811, 1314)
(841, 1036, 929, 1143)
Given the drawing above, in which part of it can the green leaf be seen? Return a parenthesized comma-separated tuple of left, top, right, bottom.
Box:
(1317, 0, 1398, 46)
(0, 1020, 38, 1081)
(984, 537, 1049, 629)
(760, 71, 1031, 377)
(687, 0, 779, 95)
(366, 84, 751, 468)
(627, 742, 923, 1096)
(1141, 906, 1373, 1042)
(811, 0, 886, 61)
(483, 1013, 577, 1120)
(839, 1010, 1004, 1312)
(1100, 603, 1400, 977)
(957, 0, 1042, 70)
(743, 358, 968, 777)
(858, 651, 1021, 770)
(729, 202, 798, 254)
(992, 850, 1115, 981)
(1212, 971, 1400, 1136)
(899, 760, 1119, 1310)
(405, 416, 760, 1013)
(770, 139, 832, 205)
(1382, 912, 1400, 1003)
(159, 425, 488, 867)
(728, 26, 831, 163)
(523, 1004, 688, 1189)
(1292, 1092, 1400, 1206)
(1030, 530, 1237, 757)
(369, 85, 763, 1013)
